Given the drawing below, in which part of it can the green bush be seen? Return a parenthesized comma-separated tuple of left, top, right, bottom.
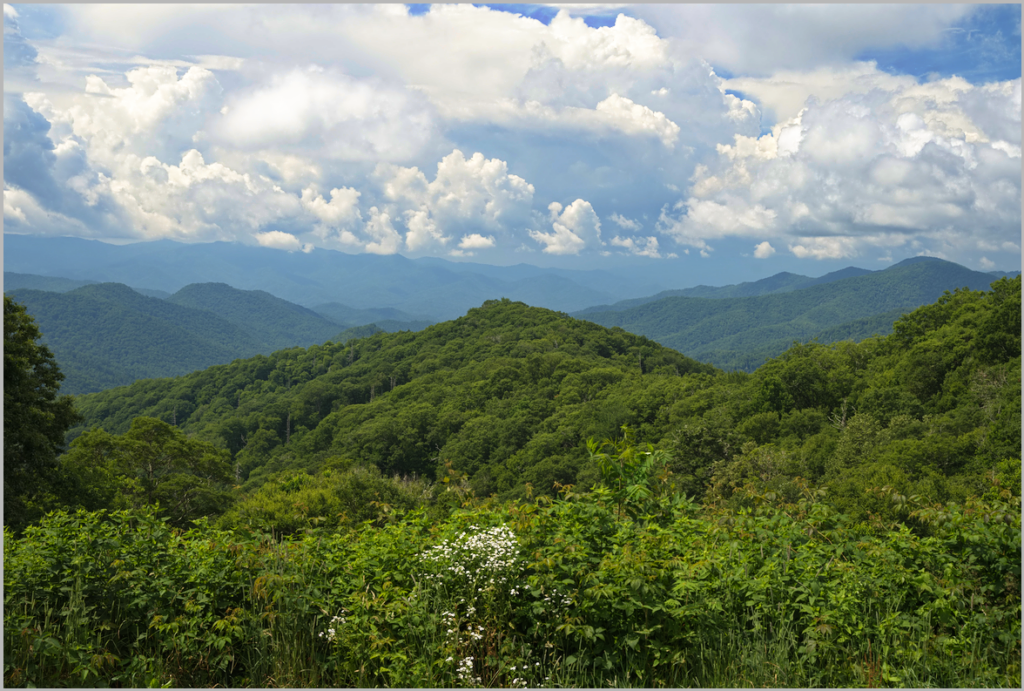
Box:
(5, 458, 1019, 688)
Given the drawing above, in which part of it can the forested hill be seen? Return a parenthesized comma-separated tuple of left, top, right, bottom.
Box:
(4, 281, 436, 395)
(71, 299, 714, 494)
(577, 257, 1009, 371)
(8, 284, 264, 395)
(575, 257, 1014, 316)
(166, 283, 343, 351)
(70, 278, 1019, 515)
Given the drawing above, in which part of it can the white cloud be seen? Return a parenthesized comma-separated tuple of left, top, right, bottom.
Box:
(610, 212, 641, 231)
(610, 234, 661, 257)
(542, 11, 668, 72)
(214, 66, 436, 162)
(594, 94, 680, 147)
(658, 197, 777, 251)
(25, 65, 221, 166)
(530, 199, 604, 254)
(363, 206, 403, 255)
(458, 233, 496, 250)
(789, 237, 865, 260)
(100, 149, 303, 240)
(6, 3, 1020, 273)
(190, 54, 246, 72)
(753, 241, 775, 258)
(675, 70, 1022, 261)
(3, 185, 93, 236)
(403, 210, 448, 252)
(635, 4, 973, 76)
(377, 149, 535, 253)
(255, 230, 303, 251)
(723, 62, 915, 124)
(301, 186, 361, 228)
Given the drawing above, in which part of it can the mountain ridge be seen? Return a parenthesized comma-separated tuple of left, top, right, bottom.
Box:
(577, 257, 1007, 370)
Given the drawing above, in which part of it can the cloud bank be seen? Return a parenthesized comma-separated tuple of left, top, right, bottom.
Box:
(2, 3, 1019, 275)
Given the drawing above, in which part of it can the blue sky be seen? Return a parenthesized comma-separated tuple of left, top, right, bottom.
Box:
(3, 3, 1020, 284)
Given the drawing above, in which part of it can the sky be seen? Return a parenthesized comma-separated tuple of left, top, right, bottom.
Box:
(3, 3, 1021, 284)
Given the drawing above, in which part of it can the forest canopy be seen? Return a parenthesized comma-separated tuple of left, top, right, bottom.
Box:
(60, 278, 1021, 531)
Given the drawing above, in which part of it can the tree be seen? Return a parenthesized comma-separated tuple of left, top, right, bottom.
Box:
(3, 296, 81, 531)
(61, 416, 234, 527)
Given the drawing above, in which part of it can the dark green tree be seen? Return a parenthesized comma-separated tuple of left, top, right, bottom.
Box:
(61, 417, 234, 527)
(3, 296, 81, 531)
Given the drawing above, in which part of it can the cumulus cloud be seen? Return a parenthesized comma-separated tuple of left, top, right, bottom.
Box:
(3, 95, 124, 235)
(3, 184, 93, 236)
(610, 212, 642, 231)
(255, 230, 312, 252)
(635, 4, 974, 76)
(610, 234, 661, 257)
(363, 206, 404, 255)
(529, 199, 604, 254)
(301, 186, 362, 231)
(667, 68, 1022, 262)
(377, 149, 535, 253)
(753, 241, 776, 258)
(24, 64, 222, 166)
(458, 233, 496, 250)
(594, 94, 680, 147)
(5, 3, 1020, 273)
(483, 94, 681, 148)
(723, 62, 915, 124)
(658, 197, 777, 251)
(214, 66, 436, 162)
(104, 149, 303, 240)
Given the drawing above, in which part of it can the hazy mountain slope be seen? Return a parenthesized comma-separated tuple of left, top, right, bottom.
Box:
(312, 302, 427, 326)
(6, 284, 261, 394)
(575, 266, 880, 316)
(132, 288, 172, 299)
(5, 278, 448, 394)
(3, 272, 98, 293)
(167, 283, 343, 351)
(413, 257, 665, 300)
(4, 234, 620, 319)
(578, 258, 1004, 370)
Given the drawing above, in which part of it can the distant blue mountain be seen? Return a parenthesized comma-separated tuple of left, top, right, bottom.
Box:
(4, 234, 626, 320)
(576, 257, 1011, 371)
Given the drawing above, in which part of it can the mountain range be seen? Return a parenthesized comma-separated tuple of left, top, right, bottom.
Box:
(575, 257, 1011, 370)
(3, 234, 655, 320)
(5, 233, 1019, 392)
(5, 281, 431, 394)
